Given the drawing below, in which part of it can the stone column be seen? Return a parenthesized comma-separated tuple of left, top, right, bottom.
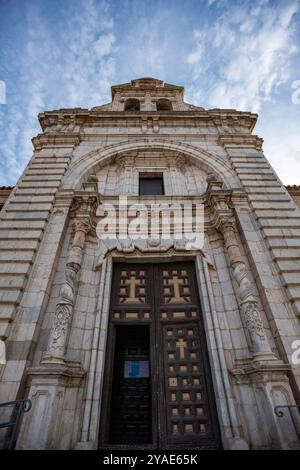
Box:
(42, 195, 97, 365)
(206, 173, 276, 361)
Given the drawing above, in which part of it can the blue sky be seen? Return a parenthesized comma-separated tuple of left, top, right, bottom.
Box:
(0, 0, 299, 185)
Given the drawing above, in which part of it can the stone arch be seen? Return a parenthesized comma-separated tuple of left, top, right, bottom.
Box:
(124, 98, 140, 111)
(156, 98, 172, 111)
(62, 139, 240, 191)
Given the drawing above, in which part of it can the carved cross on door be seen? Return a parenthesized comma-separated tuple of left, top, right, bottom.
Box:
(176, 338, 187, 359)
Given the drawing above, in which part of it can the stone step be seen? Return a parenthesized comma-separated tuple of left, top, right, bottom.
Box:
(0, 220, 46, 229)
(251, 201, 295, 209)
(14, 188, 58, 195)
(271, 248, 300, 260)
(262, 228, 300, 238)
(5, 203, 53, 212)
(21, 174, 63, 181)
(238, 174, 278, 181)
(1, 212, 49, 220)
(258, 219, 300, 228)
(0, 290, 22, 304)
(276, 260, 300, 272)
(0, 250, 36, 262)
(0, 230, 42, 239)
(10, 195, 54, 203)
(0, 239, 38, 249)
(0, 262, 32, 274)
(17, 181, 60, 188)
(280, 272, 300, 285)
(254, 210, 298, 219)
(266, 238, 300, 248)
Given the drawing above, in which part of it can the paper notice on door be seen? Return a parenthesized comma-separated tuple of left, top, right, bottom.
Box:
(124, 360, 149, 378)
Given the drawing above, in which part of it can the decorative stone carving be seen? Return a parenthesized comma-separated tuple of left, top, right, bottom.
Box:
(95, 236, 206, 269)
(205, 174, 276, 359)
(174, 154, 186, 172)
(115, 153, 136, 170)
(42, 195, 97, 364)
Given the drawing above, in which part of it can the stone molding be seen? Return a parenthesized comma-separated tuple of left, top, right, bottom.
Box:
(32, 133, 81, 150)
(95, 238, 207, 269)
(218, 134, 263, 150)
(62, 139, 239, 192)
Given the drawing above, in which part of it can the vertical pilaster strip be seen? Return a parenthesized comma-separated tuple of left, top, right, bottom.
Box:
(220, 135, 300, 319)
(42, 195, 97, 364)
(206, 174, 277, 360)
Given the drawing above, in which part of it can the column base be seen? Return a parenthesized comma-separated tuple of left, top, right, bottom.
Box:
(16, 361, 86, 450)
(231, 359, 300, 449)
(40, 354, 66, 365)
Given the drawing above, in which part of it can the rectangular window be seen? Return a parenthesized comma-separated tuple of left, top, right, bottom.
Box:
(139, 175, 164, 195)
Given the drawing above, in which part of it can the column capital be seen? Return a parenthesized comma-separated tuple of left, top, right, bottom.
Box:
(70, 192, 98, 235)
(115, 153, 136, 170)
(205, 183, 235, 233)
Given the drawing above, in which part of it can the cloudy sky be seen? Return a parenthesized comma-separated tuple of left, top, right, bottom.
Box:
(0, 0, 299, 186)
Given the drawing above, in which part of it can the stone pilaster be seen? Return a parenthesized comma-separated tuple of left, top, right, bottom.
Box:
(166, 153, 188, 195)
(205, 173, 276, 361)
(115, 153, 137, 195)
(206, 173, 300, 448)
(42, 194, 97, 364)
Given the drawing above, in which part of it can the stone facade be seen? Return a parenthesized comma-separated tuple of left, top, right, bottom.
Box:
(0, 77, 300, 450)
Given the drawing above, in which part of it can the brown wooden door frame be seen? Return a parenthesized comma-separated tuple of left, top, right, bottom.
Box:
(154, 262, 221, 449)
(99, 264, 158, 450)
(98, 261, 221, 450)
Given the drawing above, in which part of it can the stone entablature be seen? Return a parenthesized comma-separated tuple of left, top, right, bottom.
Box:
(37, 108, 257, 135)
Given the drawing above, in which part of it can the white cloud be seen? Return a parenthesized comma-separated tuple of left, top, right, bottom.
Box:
(0, 0, 116, 185)
(186, 0, 300, 112)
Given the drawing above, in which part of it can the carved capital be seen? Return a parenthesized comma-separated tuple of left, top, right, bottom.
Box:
(174, 154, 186, 171)
(115, 153, 136, 170)
(206, 190, 234, 234)
(70, 194, 98, 239)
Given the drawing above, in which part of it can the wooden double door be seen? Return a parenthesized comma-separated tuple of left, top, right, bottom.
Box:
(99, 262, 221, 449)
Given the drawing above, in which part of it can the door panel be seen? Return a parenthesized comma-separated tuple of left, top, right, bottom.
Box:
(109, 326, 152, 444)
(99, 262, 221, 450)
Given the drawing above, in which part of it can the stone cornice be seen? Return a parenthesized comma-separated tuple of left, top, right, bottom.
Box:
(32, 132, 81, 150)
(38, 109, 257, 133)
(219, 133, 263, 150)
(111, 78, 184, 99)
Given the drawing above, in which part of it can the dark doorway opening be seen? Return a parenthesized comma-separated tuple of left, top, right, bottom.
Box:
(109, 326, 152, 445)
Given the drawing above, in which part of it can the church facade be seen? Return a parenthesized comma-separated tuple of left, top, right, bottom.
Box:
(0, 78, 300, 450)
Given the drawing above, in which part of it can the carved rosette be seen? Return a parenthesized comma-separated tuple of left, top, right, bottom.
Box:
(42, 195, 97, 364)
(205, 174, 275, 358)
